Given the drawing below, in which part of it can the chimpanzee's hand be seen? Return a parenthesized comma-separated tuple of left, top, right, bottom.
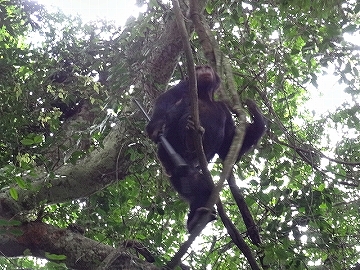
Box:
(146, 119, 164, 142)
(186, 115, 205, 135)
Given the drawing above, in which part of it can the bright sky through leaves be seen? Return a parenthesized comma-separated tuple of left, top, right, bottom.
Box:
(34, 0, 357, 116)
(35, 0, 144, 25)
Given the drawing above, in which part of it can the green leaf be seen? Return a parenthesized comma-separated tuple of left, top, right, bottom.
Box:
(9, 187, 19, 200)
(33, 135, 43, 144)
(45, 252, 67, 261)
(275, 247, 288, 260)
(68, 151, 85, 164)
(0, 219, 21, 226)
(20, 138, 34, 146)
(317, 183, 325, 191)
(9, 228, 23, 236)
(290, 65, 299, 77)
(156, 206, 165, 215)
(343, 24, 357, 33)
(355, 3, 360, 14)
(15, 176, 27, 189)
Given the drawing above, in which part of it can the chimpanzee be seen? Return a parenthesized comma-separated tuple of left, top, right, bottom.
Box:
(50, 97, 84, 121)
(146, 65, 266, 232)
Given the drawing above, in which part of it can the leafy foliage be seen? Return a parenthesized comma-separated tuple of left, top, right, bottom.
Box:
(0, 0, 360, 269)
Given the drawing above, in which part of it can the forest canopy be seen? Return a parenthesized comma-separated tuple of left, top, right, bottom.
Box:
(0, 0, 360, 269)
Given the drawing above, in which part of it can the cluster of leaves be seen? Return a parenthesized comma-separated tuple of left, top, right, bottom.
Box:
(0, 1, 188, 268)
(201, 0, 360, 269)
(0, 0, 360, 269)
(0, 1, 125, 177)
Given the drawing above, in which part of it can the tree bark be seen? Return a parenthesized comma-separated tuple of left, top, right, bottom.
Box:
(0, 222, 158, 270)
(0, 1, 208, 269)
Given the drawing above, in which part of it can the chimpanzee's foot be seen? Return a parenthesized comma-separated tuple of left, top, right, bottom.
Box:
(187, 207, 217, 233)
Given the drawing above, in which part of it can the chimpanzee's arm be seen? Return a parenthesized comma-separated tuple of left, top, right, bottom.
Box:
(238, 99, 266, 158)
(146, 81, 188, 141)
(218, 100, 266, 161)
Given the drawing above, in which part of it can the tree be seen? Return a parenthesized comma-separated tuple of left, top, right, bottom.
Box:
(1, 0, 360, 269)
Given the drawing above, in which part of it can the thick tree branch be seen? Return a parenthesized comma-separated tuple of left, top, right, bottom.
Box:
(189, 1, 217, 66)
(228, 173, 261, 246)
(0, 222, 158, 270)
(216, 201, 261, 270)
(166, 1, 215, 269)
(188, 2, 262, 269)
(0, 123, 133, 219)
(171, 0, 210, 178)
(168, 1, 263, 267)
